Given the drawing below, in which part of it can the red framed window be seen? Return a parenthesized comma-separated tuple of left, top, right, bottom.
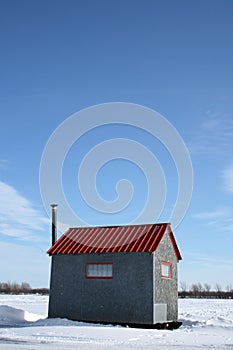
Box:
(161, 261, 172, 279)
(85, 262, 113, 279)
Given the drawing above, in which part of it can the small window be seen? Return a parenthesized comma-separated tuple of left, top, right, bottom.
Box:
(161, 261, 172, 279)
(85, 262, 113, 279)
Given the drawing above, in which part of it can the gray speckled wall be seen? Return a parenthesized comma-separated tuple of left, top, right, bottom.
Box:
(49, 252, 154, 324)
(153, 232, 179, 321)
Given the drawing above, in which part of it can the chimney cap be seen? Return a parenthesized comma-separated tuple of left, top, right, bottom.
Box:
(50, 204, 58, 208)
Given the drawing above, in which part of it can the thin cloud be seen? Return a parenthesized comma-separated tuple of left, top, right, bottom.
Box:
(189, 112, 233, 155)
(0, 181, 49, 242)
(193, 207, 233, 232)
(186, 252, 233, 266)
(192, 208, 231, 220)
(221, 165, 233, 194)
(0, 159, 7, 169)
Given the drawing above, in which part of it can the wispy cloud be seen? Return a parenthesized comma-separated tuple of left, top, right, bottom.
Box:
(221, 165, 233, 194)
(185, 251, 233, 266)
(0, 181, 49, 242)
(0, 159, 7, 169)
(189, 112, 233, 155)
(192, 207, 233, 232)
(192, 208, 231, 220)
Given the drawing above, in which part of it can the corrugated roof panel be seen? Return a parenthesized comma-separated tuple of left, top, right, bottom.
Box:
(50, 228, 75, 255)
(126, 225, 149, 253)
(78, 227, 103, 254)
(119, 225, 139, 252)
(110, 225, 134, 253)
(139, 226, 155, 252)
(116, 225, 138, 253)
(98, 226, 122, 253)
(67, 227, 88, 254)
(47, 223, 182, 260)
(67, 228, 86, 254)
(59, 228, 81, 254)
(63, 228, 87, 254)
(135, 227, 152, 252)
(119, 225, 145, 253)
(87, 226, 111, 253)
(147, 225, 164, 252)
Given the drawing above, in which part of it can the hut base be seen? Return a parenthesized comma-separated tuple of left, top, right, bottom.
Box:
(108, 321, 182, 330)
(59, 318, 182, 330)
(128, 321, 182, 330)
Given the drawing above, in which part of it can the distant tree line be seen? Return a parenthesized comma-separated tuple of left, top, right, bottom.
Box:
(179, 281, 233, 299)
(0, 281, 49, 295)
(1, 280, 232, 298)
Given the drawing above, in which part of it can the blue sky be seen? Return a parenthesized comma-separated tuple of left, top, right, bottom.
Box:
(0, 0, 232, 289)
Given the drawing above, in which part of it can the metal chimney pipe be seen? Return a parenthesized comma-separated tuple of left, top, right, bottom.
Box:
(50, 204, 58, 246)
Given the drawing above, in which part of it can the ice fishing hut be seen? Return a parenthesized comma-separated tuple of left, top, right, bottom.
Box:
(47, 206, 182, 327)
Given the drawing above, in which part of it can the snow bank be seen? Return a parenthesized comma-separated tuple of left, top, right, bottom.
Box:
(0, 305, 25, 325)
(0, 294, 48, 316)
(0, 305, 45, 326)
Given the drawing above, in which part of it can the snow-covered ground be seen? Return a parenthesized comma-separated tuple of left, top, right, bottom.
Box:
(0, 294, 232, 349)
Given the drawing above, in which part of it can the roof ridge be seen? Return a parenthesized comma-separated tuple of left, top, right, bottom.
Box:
(67, 222, 170, 229)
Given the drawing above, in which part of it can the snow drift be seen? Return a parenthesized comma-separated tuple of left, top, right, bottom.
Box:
(0, 305, 44, 326)
(0, 295, 232, 349)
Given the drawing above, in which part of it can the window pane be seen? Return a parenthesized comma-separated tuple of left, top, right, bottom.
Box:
(161, 262, 172, 278)
(162, 264, 169, 276)
(86, 263, 113, 278)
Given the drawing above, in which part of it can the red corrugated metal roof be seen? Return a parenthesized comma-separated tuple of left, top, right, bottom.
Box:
(47, 223, 182, 260)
